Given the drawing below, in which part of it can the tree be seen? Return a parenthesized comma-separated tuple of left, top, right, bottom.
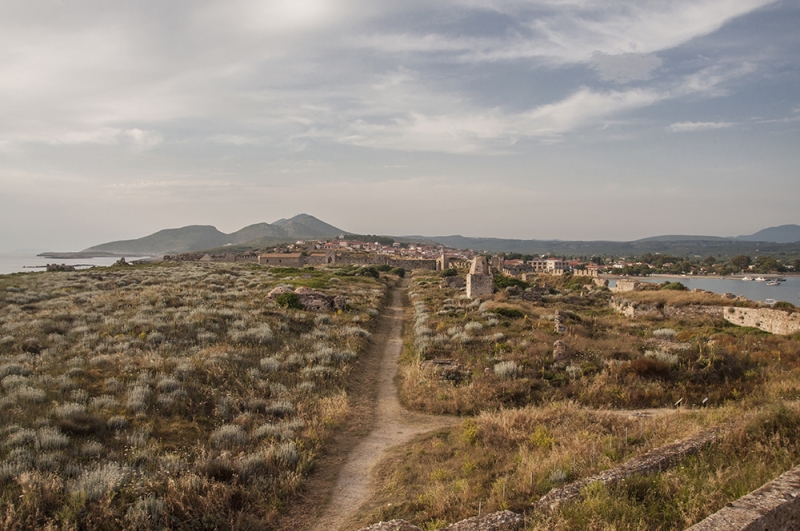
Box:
(793, 258, 800, 271)
(731, 255, 751, 271)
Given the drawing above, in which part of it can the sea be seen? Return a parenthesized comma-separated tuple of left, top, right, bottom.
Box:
(0, 254, 138, 275)
(609, 275, 800, 305)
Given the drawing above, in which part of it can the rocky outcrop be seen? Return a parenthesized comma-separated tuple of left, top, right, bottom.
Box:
(723, 307, 800, 335)
(441, 510, 524, 531)
(357, 511, 523, 531)
(536, 425, 726, 512)
(685, 464, 800, 530)
(266, 285, 346, 312)
(358, 521, 422, 531)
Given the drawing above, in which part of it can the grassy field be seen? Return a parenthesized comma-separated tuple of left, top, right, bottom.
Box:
(399, 270, 800, 414)
(357, 401, 800, 530)
(0, 262, 390, 530)
(356, 268, 800, 529)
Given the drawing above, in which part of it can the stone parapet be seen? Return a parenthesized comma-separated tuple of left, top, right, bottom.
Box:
(685, 464, 800, 531)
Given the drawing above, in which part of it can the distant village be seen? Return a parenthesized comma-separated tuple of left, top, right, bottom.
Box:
(164, 234, 798, 279)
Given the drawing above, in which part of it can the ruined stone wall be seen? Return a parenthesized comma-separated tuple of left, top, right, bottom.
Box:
(358, 510, 523, 531)
(466, 274, 494, 298)
(723, 307, 800, 335)
(385, 259, 437, 271)
(536, 425, 726, 512)
(612, 279, 640, 292)
(685, 464, 800, 531)
(609, 298, 724, 320)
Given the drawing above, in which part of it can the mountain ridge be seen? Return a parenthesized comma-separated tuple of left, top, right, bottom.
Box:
(73, 219, 800, 257)
(82, 214, 349, 255)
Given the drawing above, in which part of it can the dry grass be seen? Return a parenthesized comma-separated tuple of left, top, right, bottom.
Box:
(0, 262, 387, 530)
(356, 401, 733, 528)
(398, 271, 799, 414)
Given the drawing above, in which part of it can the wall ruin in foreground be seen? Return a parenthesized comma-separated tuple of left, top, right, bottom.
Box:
(685, 464, 800, 530)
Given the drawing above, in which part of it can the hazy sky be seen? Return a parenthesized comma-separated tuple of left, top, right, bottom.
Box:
(1, 0, 798, 251)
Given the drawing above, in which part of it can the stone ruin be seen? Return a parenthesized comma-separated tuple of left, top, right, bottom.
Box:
(266, 285, 346, 312)
(553, 340, 569, 361)
(611, 279, 640, 292)
(443, 276, 467, 289)
(421, 359, 470, 383)
(358, 510, 523, 531)
(466, 257, 494, 298)
(521, 288, 543, 302)
(553, 310, 567, 334)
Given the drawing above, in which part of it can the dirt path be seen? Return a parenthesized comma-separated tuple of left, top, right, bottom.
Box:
(308, 279, 458, 531)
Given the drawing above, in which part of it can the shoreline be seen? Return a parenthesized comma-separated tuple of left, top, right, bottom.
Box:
(605, 273, 799, 281)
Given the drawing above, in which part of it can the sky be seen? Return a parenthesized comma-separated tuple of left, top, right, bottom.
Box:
(1, 0, 798, 252)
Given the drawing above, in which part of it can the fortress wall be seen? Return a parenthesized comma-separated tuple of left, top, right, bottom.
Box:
(723, 307, 800, 335)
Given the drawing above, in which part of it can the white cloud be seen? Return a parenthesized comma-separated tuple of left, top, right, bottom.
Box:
(124, 129, 163, 149)
(667, 121, 735, 132)
(589, 52, 663, 83)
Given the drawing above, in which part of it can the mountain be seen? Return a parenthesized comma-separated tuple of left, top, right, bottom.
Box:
(81, 214, 348, 255)
(427, 235, 800, 258)
(735, 224, 800, 243)
(86, 226, 229, 255)
(273, 214, 347, 237)
(634, 235, 727, 242)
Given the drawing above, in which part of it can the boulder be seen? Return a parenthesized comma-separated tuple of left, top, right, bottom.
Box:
(267, 286, 294, 299)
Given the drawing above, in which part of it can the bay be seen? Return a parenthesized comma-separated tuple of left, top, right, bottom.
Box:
(610, 275, 800, 304)
(0, 254, 142, 275)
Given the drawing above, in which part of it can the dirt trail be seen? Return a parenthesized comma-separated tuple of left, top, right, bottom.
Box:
(308, 279, 458, 531)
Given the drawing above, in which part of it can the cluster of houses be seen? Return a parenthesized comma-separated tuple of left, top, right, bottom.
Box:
(191, 234, 600, 279)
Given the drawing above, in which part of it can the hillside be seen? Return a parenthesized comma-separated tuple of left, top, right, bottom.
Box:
(736, 224, 800, 243)
(82, 214, 349, 255)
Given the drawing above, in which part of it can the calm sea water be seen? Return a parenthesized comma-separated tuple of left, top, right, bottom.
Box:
(610, 276, 800, 304)
(0, 254, 134, 275)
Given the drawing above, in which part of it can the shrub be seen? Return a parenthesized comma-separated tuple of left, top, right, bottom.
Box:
(494, 275, 529, 291)
(389, 267, 406, 278)
(494, 307, 525, 319)
(660, 281, 687, 291)
(652, 328, 677, 338)
(358, 267, 380, 279)
(494, 361, 520, 380)
(375, 265, 392, 272)
(70, 463, 130, 501)
(260, 357, 282, 372)
(441, 268, 458, 277)
(274, 292, 303, 310)
(629, 357, 671, 378)
(209, 424, 249, 449)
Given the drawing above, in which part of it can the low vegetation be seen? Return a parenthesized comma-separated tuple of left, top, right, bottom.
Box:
(359, 402, 800, 530)
(0, 262, 388, 529)
(400, 270, 800, 415)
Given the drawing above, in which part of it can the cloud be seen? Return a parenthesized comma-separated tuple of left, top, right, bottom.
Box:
(124, 129, 163, 149)
(589, 52, 663, 83)
(667, 121, 735, 132)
